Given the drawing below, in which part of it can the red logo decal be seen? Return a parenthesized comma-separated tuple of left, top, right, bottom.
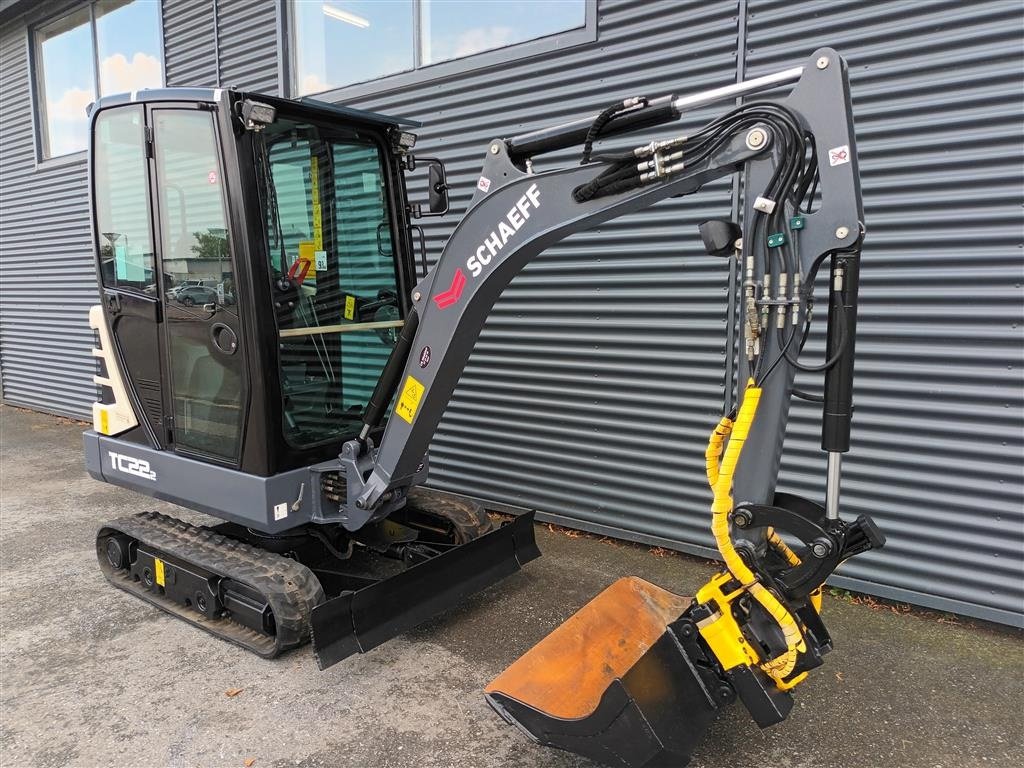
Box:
(432, 268, 466, 309)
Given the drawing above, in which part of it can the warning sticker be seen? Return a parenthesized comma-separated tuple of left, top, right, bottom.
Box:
(154, 558, 166, 587)
(273, 502, 288, 521)
(828, 145, 850, 167)
(395, 375, 425, 424)
(477, 176, 491, 193)
(344, 295, 356, 320)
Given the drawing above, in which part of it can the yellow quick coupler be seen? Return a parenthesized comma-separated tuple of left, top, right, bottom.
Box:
(694, 572, 760, 671)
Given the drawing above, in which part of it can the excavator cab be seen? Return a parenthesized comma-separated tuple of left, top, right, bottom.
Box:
(88, 89, 419, 475)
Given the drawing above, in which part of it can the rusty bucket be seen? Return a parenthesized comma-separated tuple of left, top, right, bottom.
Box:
(485, 576, 731, 768)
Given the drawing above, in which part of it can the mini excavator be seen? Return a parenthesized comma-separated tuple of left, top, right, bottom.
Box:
(84, 48, 883, 767)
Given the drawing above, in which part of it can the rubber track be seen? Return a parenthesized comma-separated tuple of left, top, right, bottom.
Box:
(97, 511, 325, 658)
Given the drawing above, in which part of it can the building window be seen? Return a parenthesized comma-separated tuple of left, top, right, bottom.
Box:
(34, 0, 163, 160)
(293, 0, 590, 96)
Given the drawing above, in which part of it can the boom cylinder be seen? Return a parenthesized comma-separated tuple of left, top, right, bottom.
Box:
(507, 66, 805, 162)
(508, 96, 678, 161)
(360, 309, 419, 439)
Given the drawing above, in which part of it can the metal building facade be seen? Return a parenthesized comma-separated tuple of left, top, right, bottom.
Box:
(0, 0, 1020, 626)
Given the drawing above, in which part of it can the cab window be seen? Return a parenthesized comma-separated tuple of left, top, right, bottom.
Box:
(93, 105, 156, 293)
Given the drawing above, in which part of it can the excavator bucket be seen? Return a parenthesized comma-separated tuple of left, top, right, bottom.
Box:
(485, 576, 726, 768)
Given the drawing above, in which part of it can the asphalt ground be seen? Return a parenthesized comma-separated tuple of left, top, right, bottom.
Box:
(1, 405, 1022, 768)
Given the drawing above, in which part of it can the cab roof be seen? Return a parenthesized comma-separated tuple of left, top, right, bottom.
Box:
(88, 87, 421, 129)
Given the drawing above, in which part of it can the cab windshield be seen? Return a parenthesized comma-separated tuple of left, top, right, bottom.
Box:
(257, 117, 402, 448)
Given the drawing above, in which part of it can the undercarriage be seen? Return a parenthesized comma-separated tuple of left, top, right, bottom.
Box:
(97, 488, 539, 664)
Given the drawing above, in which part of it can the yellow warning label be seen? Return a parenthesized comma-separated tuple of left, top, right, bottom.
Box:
(154, 558, 165, 587)
(310, 155, 323, 250)
(395, 375, 425, 424)
(298, 241, 317, 279)
(98, 409, 109, 435)
(344, 295, 356, 320)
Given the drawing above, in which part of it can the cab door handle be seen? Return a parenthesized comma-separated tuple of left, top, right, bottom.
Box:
(211, 323, 238, 355)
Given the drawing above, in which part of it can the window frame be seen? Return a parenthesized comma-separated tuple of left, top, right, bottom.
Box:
(282, 0, 596, 101)
(29, 0, 166, 166)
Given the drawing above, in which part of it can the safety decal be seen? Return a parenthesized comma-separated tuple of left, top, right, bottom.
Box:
(432, 268, 466, 309)
(154, 558, 166, 587)
(477, 176, 491, 193)
(828, 145, 850, 166)
(419, 345, 431, 368)
(344, 295, 356, 320)
(395, 375, 425, 424)
(273, 502, 288, 521)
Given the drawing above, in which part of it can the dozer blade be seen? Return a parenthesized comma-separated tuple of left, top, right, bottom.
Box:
(485, 576, 726, 768)
(312, 511, 540, 669)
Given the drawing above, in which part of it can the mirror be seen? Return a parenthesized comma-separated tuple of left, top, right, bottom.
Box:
(408, 156, 449, 218)
(428, 161, 449, 215)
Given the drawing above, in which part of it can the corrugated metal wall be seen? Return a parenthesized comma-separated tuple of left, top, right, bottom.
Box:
(0, 14, 96, 418)
(1, 0, 1020, 625)
(215, 0, 278, 94)
(162, 0, 217, 87)
(163, 0, 280, 93)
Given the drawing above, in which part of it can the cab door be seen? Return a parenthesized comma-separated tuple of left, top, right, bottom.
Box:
(149, 105, 246, 464)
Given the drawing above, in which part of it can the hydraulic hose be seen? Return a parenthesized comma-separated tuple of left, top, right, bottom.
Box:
(706, 411, 818, 612)
(707, 380, 805, 681)
(704, 414, 734, 488)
